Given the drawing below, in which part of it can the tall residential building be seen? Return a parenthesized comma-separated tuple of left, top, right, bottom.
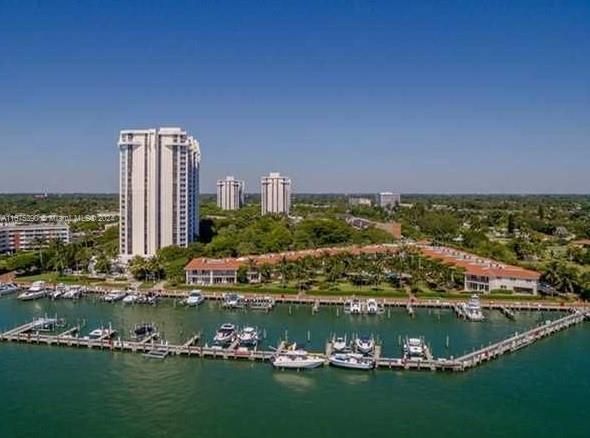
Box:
(261, 172, 291, 215)
(378, 192, 401, 209)
(216, 176, 245, 210)
(118, 127, 201, 259)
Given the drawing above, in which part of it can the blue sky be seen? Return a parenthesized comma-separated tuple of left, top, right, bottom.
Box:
(0, 0, 588, 194)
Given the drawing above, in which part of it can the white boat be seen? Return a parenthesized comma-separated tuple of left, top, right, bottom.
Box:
(222, 293, 245, 309)
(350, 299, 362, 314)
(462, 295, 485, 321)
(103, 290, 127, 302)
(0, 283, 20, 296)
(62, 286, 82, 300)
(18, 281, 47, 301)
(213, 323, 237, 345)
(247, 296, 275, 311)
(122, 294, 139, 304)
(354, 335, 375, 355)
(343, 299, 362, 314)
(137, 292, 159, 305)
(366, 299, 382, 315)
(332, 336, 349, 353)
(237, 326, 259, 347)
(185, 290, 205, 306)
(50, 284, 66, 299)
(272, 350, 326, 369)
(329, 352, 375, 370)
(88, 327, 117, 340)
(403, 337, 426, 359)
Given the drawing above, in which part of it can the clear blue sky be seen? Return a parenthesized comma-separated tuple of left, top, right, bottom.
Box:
(0, 0, 588, 194)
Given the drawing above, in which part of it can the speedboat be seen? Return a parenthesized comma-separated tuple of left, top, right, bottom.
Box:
(354, 335, 375, 355)
(271, 350, 326, 370)
(332, 336, 349, 353)
(62, 286, 82, 299)
(237, 326, 259, 347)
(137, 292, 159, 305)
(350, 299, 362, 314)
(132, 323, 156, 339)
(366, 299, 382, 315)
(403, 337, 426, 359)
(213, 323, 237, 345)
(122, 294, 138, 304)
(18, 281, 47, 301)
(222, 293, 244, 309)
(329, 352, 375, 370)
(186, 290, 205, 306)
(103, 290, 127, 302)
(0, 283, 20, 296)
(462, 295, 485, 321)
(88, 327, 117, 340)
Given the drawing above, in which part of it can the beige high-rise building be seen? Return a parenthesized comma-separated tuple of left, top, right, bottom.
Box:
(118, 127, 201, 259)
(261, 172, 291, 215)
(217, 176, 244, 210)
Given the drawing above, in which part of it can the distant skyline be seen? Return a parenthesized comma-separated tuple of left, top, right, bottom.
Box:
(0, 0, 589, 194)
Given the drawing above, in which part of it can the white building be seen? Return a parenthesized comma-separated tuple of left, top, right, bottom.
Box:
(0, 223, 70, 253)
(349, 197, 373, 207)
(118, 127, 201, 259)
(216, 176, 244, 210)
(261, 172, 291, 215)
(378, 192, 401, 209)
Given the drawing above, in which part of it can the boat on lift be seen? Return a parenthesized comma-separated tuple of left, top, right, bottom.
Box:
(366, 299, 383, 315)
(62, 285, 83, 299)
(329, 352, 376, 370)
(462, 295, 485, 321)
(354, 335, 375, 355)
(332, 335, 349, 353)
(132, 323, 156, 339)
(88, 326, 117, 340)
(18, 281, 48, 301)
(122, 293, 139, 304)
(350, 299, 362, 314)
(49, 284, 66, 299)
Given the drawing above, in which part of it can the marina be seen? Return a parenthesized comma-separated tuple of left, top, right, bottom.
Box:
(0, 293, 587, 373)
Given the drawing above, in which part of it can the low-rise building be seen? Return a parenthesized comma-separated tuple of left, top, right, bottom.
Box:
(0, 223, 70, 253)
(348, 197, 373, 207)
(420, 245, 540, 294)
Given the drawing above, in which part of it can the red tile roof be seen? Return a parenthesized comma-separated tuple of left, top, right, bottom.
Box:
(419, 246, 540, 281)
(184, 258, 243, 271)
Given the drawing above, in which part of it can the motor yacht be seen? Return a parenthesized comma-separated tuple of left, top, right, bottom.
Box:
(185, 290, 205, 306)
(237, 326, 259, 347)
(329, 352, 375, 370)
(271, 350, 326, 370)
(354, 335, 375, 355)
(462, 295, 485, 321)
(0, 283, 20, 296)
(18, 281, 48, 301)
(213, 323, 237, 345)
(403, 337, 426, 359)
(50, 284, 66, 300)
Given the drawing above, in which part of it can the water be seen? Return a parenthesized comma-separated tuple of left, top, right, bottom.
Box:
(1, 297, 588, 437)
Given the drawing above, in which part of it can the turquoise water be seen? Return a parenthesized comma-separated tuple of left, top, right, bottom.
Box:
(1, 297, 588, 437)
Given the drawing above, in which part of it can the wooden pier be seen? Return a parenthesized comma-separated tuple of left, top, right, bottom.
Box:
(1, 307, 587, 373)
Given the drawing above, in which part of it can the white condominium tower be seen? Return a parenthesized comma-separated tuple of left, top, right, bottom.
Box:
(261, 172, 291, 215)
(118, 127, 201, 259)
(378, 192, 401, 209)
(217, 176, 244, 210)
